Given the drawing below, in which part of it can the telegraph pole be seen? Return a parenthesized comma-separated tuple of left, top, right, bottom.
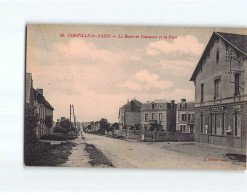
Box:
(72, 104, 77, 135)
(69, 104, 72, 132)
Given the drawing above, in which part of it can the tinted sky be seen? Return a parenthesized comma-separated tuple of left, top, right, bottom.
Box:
(26, 24, 246, 123)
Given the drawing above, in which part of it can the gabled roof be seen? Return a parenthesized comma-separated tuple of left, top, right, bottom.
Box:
(33, 88, 54, 110)
(190, 32, 247, 81)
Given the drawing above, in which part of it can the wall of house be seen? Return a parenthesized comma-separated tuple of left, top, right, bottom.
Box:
(194, 38, 246, 107)
(141, 110, 168, 130)
(125, 112, 141, 126)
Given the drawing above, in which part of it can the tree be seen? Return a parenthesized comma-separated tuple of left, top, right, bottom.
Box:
(99, 118, 110, 131)
(24, 104, 39, 165)
(54, 119, 74, 135)
(24, 104, 39, 144)
(134, 123, 141, 130)
(149, 122, 163, 131)
(111, 122, 119, 130)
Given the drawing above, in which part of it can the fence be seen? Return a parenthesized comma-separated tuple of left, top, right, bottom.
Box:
(116, 129, 194, 142)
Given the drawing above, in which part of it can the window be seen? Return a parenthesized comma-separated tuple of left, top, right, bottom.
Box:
(159, 113, 163, 122)
(201, 84, 204, 102)
(180, 125, 186, 133)
(145, 113, 148, 122)
(234, 73, 240, 96)
(216, 49, 220, 64)
(188, 114, 195, 121)
(152, 113, 155, 120)
(181, 114, 187, 121)
(214, 79, 220, 99)
(152, 103, 155, 109)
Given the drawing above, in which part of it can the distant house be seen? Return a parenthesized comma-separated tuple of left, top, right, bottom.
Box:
(176, 99, 195, 133)
(140, 100, 176, 131)
(190, 32, 247, 149)
(33, 88, 54, 138)
(118, 99, 142, 130)
(25, 73, 54, 138)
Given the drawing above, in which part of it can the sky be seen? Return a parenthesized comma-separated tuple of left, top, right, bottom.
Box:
(26, 24, 246, 123)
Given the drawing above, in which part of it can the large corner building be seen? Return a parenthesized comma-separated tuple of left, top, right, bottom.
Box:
(190, 32, 247, 149)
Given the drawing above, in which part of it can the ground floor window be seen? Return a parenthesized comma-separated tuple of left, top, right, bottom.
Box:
(145, 113, 148, 122)
(180, 124, 186, 133)
(158, 113, 163, 122)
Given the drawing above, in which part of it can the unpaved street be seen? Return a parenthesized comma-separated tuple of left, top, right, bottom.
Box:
(82, 133, 246, 170)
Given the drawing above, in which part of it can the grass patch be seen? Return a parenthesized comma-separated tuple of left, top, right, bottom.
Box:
(84, 144, 114, 167)
(225, 153, 246, 162)
(25, 141, 76, 166)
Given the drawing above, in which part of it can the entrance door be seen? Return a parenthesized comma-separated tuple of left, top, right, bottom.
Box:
(215, 113, 222, 135)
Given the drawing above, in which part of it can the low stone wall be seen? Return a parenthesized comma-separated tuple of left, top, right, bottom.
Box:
(197, 134, 243, 149)
(115, 129, 194, 142)
(144, 131, 194, 142)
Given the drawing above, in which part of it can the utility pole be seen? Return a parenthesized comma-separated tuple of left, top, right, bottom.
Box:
(69, 104, 72, 132)
(72, 104, 77, 135)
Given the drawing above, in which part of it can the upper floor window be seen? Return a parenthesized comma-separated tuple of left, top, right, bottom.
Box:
(152, 103, 155, 109)
(144, 113, 148, 122)
(152, 113, 155, 120)
(181, 114, 187, 121)
(214, 79, 221, 99)
(201, 84, 204, 102)
(234, 73, 240, 96)
(188, 114, 195, 121)
(216, 49, 220, 64)
(159, 113, 163, 122)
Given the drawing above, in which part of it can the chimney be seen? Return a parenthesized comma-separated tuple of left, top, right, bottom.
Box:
(37, 88, 43, 95)
(171, 100, 175, 110)
(181, 99, 186, 103)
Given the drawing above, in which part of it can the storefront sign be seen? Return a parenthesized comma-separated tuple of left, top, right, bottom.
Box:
(211, 106, 226, 111)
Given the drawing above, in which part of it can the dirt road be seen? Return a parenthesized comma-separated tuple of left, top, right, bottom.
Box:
(82, 133, 246, 170)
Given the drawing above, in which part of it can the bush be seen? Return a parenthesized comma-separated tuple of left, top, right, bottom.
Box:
(24, 104, 39, 145)
(54, 119, 75, 135)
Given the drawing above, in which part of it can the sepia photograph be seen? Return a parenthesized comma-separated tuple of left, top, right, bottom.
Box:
(25, 24, 247, 170)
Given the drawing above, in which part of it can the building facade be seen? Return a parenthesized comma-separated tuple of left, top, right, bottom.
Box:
(118, 99, 142, 130)
(176, 99, 195, 133)
(190, 32, 247, 149)
(33, 88, 54, 138)
(140, 100, 176, 131)
(25, 73, 54, 138)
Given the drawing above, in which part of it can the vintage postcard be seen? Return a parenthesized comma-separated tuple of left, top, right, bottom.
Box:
(25, 24, 247, 170)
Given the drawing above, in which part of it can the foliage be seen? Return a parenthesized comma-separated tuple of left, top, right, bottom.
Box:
(99, 118, 110, 131)
(134, 123, 141, 130)
(24, 104, 39, 145)
(45, 115, 53, 128)
(111, 122, 119, 130)
(149, 123, 163, 131)
(54, 119, 75, 135)
(25, 141, 76, 166)
(108, 126, 114, 132)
